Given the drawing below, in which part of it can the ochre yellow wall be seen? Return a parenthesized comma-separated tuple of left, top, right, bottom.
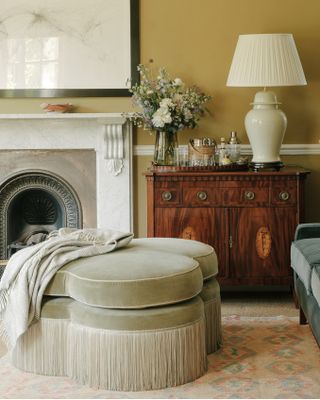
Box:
(138, 0, 320, 146)
(0, 0, 319, 236)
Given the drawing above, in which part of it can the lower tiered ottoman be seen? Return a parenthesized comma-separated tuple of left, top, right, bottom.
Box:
(12, 239, 221, 391)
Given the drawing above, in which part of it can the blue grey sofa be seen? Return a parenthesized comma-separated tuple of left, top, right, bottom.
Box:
(291, 223, 320, 346)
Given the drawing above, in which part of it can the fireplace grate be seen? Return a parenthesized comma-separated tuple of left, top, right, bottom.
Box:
(22, 193, 57, 225)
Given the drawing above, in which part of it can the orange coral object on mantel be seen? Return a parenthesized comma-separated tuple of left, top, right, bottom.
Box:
(40, 103, 74, 113)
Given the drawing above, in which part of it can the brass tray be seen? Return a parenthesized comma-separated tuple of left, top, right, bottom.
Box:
(151, 163, 249, 172)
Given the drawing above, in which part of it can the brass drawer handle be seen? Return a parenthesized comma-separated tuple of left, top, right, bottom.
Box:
(162, 191, 172, 201)
(245, 191, 255, 200)
(197, 191, 208, 201)
(279, 191, 290, 201)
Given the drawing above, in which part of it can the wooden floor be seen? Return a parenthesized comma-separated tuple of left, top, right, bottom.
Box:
(221, 290, 298, 317)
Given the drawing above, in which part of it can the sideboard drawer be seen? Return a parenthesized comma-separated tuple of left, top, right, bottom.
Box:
(222, 187, 269, 206)
(155, 187, 181, 206)
(182, 188, 221, 206)
(271, 182, 297, 206)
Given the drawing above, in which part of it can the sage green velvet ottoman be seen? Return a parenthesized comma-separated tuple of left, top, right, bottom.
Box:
(12, 240, 222, 391)
(128, 238, 222, 353)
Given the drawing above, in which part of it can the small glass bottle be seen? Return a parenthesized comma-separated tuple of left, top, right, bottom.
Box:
(228, 131, 241, 163)
(218, 137, 228, 166)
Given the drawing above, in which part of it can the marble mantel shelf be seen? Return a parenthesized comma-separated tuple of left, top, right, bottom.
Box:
(0, 113, 126, 122)
(0, 112, 133, 232)
(0, 113, 128, 133)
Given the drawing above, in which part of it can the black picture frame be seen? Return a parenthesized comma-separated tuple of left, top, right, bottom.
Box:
(0, 0, 140, 98)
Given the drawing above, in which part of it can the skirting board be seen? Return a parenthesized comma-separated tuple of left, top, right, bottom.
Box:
(134, 144, 320, 156)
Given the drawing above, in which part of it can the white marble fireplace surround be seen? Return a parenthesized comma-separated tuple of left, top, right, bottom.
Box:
(0, 113, 133, 233)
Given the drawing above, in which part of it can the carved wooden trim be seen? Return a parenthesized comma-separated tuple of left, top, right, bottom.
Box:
(144, 170, 309, 184)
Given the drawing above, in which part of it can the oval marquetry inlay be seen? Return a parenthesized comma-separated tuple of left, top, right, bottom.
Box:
(256, 226, 272, 259)
(181, 227, 196, 240)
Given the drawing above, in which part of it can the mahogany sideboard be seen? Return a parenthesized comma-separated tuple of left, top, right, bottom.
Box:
(145, 167, 310, 287)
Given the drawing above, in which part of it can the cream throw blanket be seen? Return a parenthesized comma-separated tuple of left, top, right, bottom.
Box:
(0, 228, 133, 349)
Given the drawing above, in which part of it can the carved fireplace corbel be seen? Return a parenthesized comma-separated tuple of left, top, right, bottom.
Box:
(101, 117, 127, 176)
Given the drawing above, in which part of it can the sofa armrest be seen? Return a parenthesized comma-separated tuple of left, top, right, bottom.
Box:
(294, 223, 320, 241)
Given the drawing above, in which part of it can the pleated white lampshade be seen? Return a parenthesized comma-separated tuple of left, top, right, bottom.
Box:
(226, 33, 307, 171)
(226, 34, 307, 87)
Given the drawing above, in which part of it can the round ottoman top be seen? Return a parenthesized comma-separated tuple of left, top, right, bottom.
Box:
(45, 248, 203, 309)
(128, 238, 218, 280)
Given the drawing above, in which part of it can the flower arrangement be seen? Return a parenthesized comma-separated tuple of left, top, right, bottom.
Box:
(129, 64, 211, 134)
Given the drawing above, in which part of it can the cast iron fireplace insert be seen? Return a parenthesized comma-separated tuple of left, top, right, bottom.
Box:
(0, 171, 82, 260)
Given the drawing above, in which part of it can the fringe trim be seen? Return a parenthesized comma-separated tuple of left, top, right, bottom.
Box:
(0, 289, 13, 350)
(0, 322, 11, 351)
(0, 290, 8, 310)
(204, 296, 223, 354)
(12, 319, 69, 377)
(12, 317, 207, 391)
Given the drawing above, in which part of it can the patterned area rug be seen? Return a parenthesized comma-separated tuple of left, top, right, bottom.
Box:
(0, 316, 319, 399)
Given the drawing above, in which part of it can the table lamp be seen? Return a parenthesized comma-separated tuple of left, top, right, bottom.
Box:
(226, 34, 307, 171)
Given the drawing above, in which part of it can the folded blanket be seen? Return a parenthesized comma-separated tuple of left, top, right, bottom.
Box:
(0, 228, 133, 349)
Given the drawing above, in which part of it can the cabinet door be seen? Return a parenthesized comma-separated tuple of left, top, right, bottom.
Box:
(228, 207, 297, 285)
(154, 207, 229, 278)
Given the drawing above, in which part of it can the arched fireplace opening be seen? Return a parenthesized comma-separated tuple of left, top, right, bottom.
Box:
(0, 171, 82, 259)
(7, 189, 64, 256)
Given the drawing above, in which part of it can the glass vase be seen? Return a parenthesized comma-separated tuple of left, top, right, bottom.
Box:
(153, 131, 179, 166)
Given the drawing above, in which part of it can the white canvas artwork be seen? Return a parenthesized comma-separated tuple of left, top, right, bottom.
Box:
(0, 0, 133, 90)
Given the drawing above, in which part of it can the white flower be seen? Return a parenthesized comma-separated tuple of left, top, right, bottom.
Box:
(184, 109, 193, 120)
(173, 94, 183, 104)
(160, 98, 174, 109)
(147, 90, 154, 95)
(173, 78, 183, 87)
(152, 107, 172, 128)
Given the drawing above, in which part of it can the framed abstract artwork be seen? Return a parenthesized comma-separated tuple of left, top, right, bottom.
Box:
(0, 0, 139, 97)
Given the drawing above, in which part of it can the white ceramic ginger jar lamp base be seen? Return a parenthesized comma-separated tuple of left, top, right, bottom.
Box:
(245, 91, 287, 171)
